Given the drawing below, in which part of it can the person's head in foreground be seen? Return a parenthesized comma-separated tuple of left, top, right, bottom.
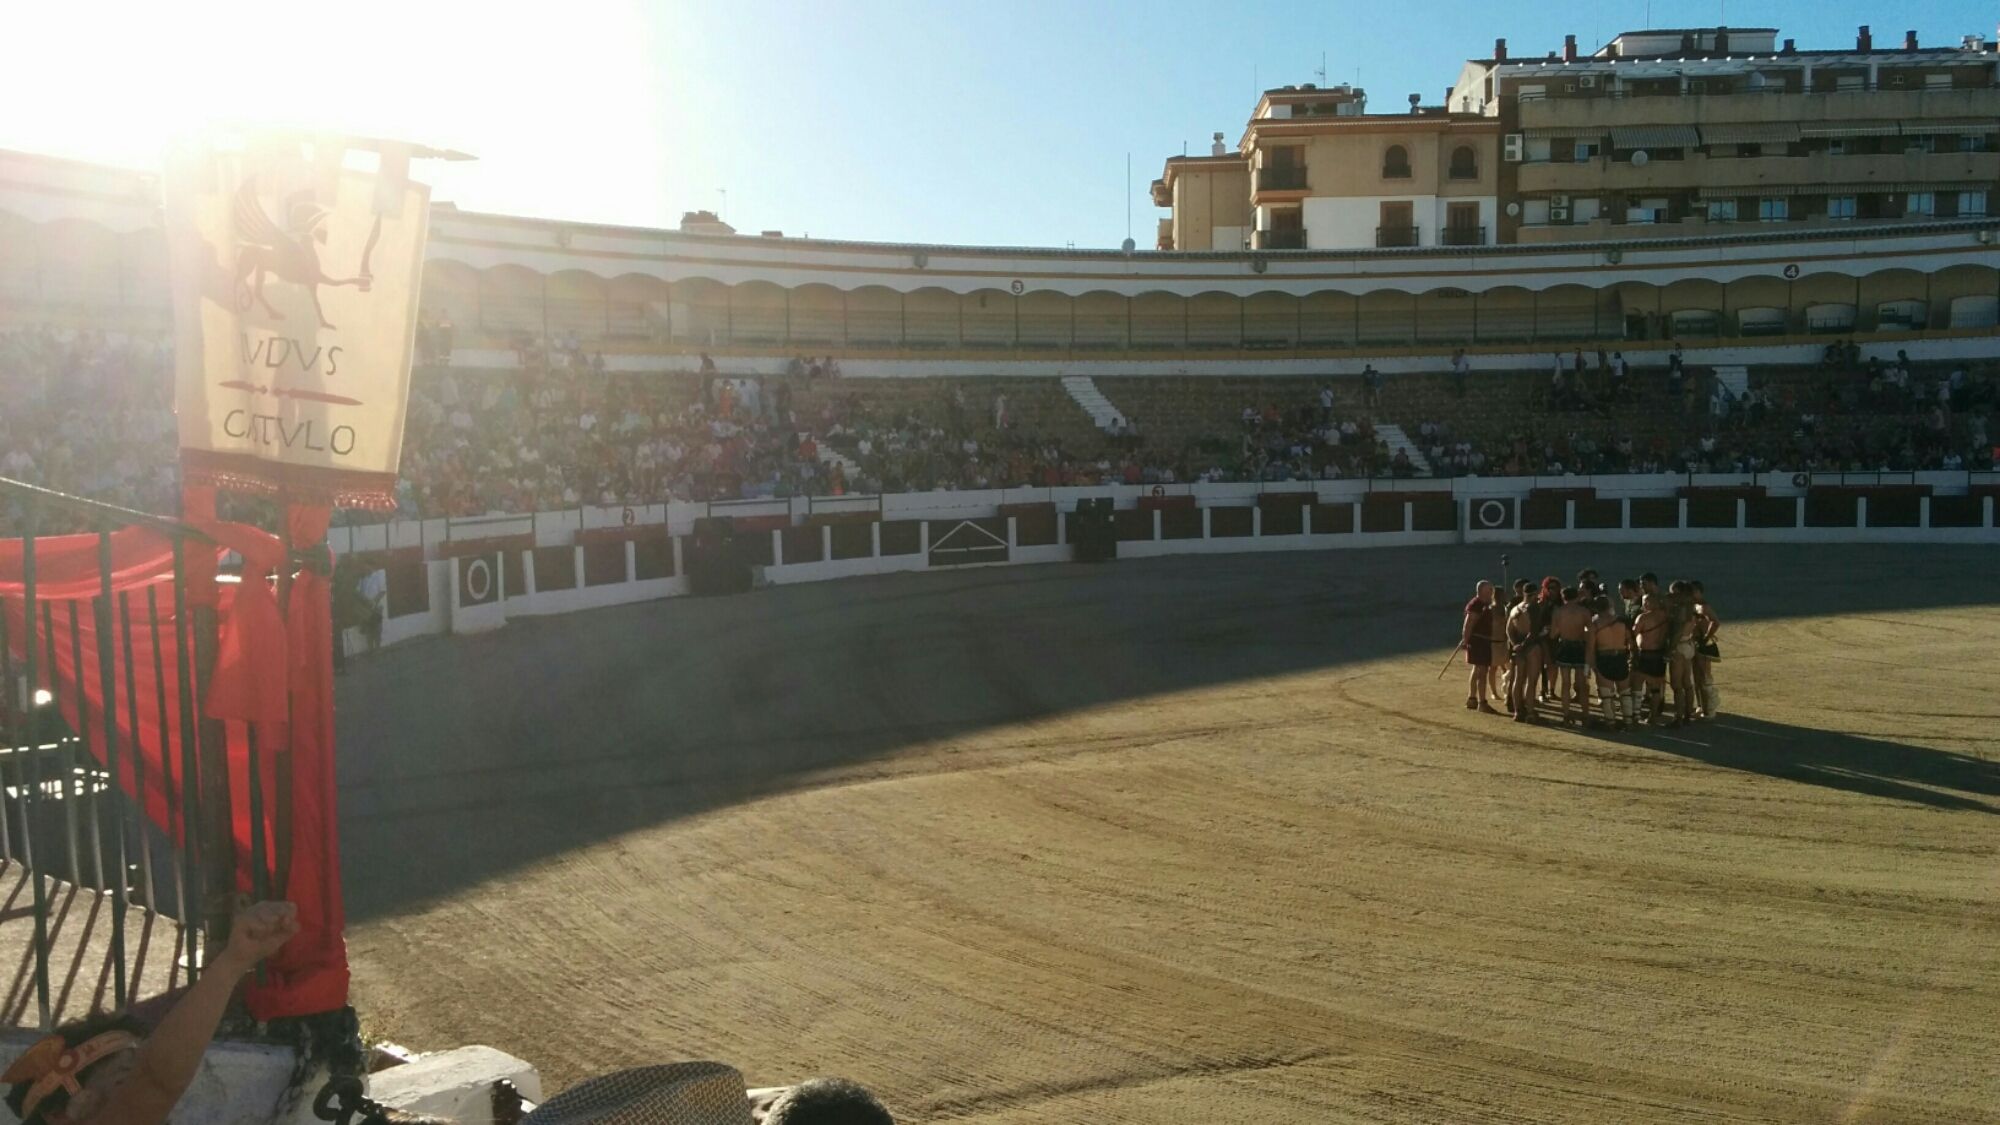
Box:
(760, 1077, 894, 1125)
(4, 900, 298, 1125)
(525, 1061, 758, 1125)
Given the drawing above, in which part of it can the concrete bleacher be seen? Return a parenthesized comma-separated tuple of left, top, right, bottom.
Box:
(790, 374, 1110, 455)
(1085, 358, 1990, 477)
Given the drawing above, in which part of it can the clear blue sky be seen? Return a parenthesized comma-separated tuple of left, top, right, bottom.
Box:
(5, 1, 1996, 246)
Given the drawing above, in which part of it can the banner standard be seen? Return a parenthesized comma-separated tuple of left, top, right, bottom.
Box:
(164, 132, 431, 509)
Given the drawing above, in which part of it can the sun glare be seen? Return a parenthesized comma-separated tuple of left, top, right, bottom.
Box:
(3, 1, 671, 224)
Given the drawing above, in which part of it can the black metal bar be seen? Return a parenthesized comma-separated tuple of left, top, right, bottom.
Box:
(246, 724, 268, 904)
(67, 600, 104, 893)
(146, 584, 184, 923)
(44, 601, 79, 889)
(169, 539, 203, 982)
(120, 589, 157, 915)
(0, 477, 214, 544)
(21, 503, 53, 1030)
(0, 599, 15, 864)
(96, 533, 129, 1009)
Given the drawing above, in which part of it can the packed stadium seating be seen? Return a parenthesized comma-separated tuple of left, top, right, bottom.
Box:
(2, 323, 1995, 536)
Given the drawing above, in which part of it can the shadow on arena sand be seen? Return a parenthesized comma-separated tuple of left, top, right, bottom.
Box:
(336, 543, 2000, 920)
(1540, 710, 2000, 813)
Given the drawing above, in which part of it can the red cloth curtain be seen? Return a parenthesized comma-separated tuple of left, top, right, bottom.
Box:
(0, 494, 349, 1020)
(242, 501, 348, 1019)
(0, 528, 190, 837)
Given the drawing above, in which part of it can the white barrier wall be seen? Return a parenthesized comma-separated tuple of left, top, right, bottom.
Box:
(326, 472, 1998, 650)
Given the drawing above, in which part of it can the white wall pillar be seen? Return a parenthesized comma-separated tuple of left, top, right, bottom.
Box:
(1006, 516, 1018, 548)
(1856, 497, 1868, 528)
(520, 549, 536, 597)
(1920, 496, 1930, 529)
(1252, 507, 1263, 537)
(1403, 502, 1414, 533)
(624, 540, 637, 583)
(672, 535, 684, 577)
(919, 522, 930, 553)
(1564, 499, 1575, 530)
(871, 520, 883, 557)
(1152, 509, 1163, 539)
(1055, 512, 1066, 547)
(1202, 507, 1212, 538)
(1795, 495, 1807, 528)
(1621, 497, 1631, 530)
(1353, 504, 1363, 534)
(1735, 498, 1747, 529)
(770, 528, 784, 566)
(1676, 498, 1689, 529)
(1302, 505, 1313, 535)
(821, 524, 833, 560)
(1986, 495, 1995, 529)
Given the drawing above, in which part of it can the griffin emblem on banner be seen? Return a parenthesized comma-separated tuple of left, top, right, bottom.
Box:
(231, 177, 380, 330)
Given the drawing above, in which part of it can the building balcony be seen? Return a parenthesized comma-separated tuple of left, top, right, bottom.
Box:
(1251, 166, 1309, 204)
(1255, 165, 1308, 191)
(1517, 86, 2000, 131)
(1376, 225, 1421, 248)
(1514, 150, 2000, 195)
(1510, 212, 1972, 244)
(1440, 225, 1486, 247)
(1253, 228, 1307, 250)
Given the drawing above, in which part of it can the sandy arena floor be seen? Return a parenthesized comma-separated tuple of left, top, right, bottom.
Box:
(338, 544, 2000, 1123)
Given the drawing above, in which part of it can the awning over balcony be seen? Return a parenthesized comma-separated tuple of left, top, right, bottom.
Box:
(1798, 122, 1903, 138)
(1609, 125, 1701, 149)
(1699, 122, 1802, 145)
(1896, 118, 1999, 136)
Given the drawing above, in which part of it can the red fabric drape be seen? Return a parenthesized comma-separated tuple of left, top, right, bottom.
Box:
(241, 501, 348, 1019)
(0, 493, 350, 1021)
(0, 527, 190, 837)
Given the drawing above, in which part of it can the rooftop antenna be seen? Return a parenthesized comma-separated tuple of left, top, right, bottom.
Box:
(1124, 152, 1134, 251)
(1315, 52, 1327, 84)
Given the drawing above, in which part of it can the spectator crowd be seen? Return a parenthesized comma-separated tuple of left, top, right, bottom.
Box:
(3, 326, 1996, 532)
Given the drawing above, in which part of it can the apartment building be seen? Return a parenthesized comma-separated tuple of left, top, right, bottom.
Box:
(1161, 22, 2000, 252)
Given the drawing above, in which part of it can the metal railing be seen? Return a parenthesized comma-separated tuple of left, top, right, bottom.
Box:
(1376, 225, 1421, 248)
(1442, 225, 1487, 247)
(0, 478, 225, 1029)
(1254, 166, 1308, 192)
(1254, 228, 1307, 250)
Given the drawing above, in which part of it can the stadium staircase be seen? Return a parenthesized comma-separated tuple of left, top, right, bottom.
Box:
(1374, 423, 1434, 477)
(1712, 365, 1750, 399)
(1061, 375, 1124, 431)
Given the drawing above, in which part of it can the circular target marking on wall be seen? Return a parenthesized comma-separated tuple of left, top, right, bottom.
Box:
(1476, 499, 1510, 528)
(464, 557, 494, 603)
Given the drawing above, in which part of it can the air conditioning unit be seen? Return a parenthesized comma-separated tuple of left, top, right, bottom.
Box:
(1551, 193, 1572, 207)
(1550, 206, 1572, 223)
(1503, 133, 1525, 162)
(1579, 74, 1599, 89)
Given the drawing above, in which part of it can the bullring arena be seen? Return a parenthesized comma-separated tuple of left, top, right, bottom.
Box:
(339, 541, 2000, 1124)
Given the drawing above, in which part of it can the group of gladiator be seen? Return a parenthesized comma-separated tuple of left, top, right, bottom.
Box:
(1459, 570, 1720, 729)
